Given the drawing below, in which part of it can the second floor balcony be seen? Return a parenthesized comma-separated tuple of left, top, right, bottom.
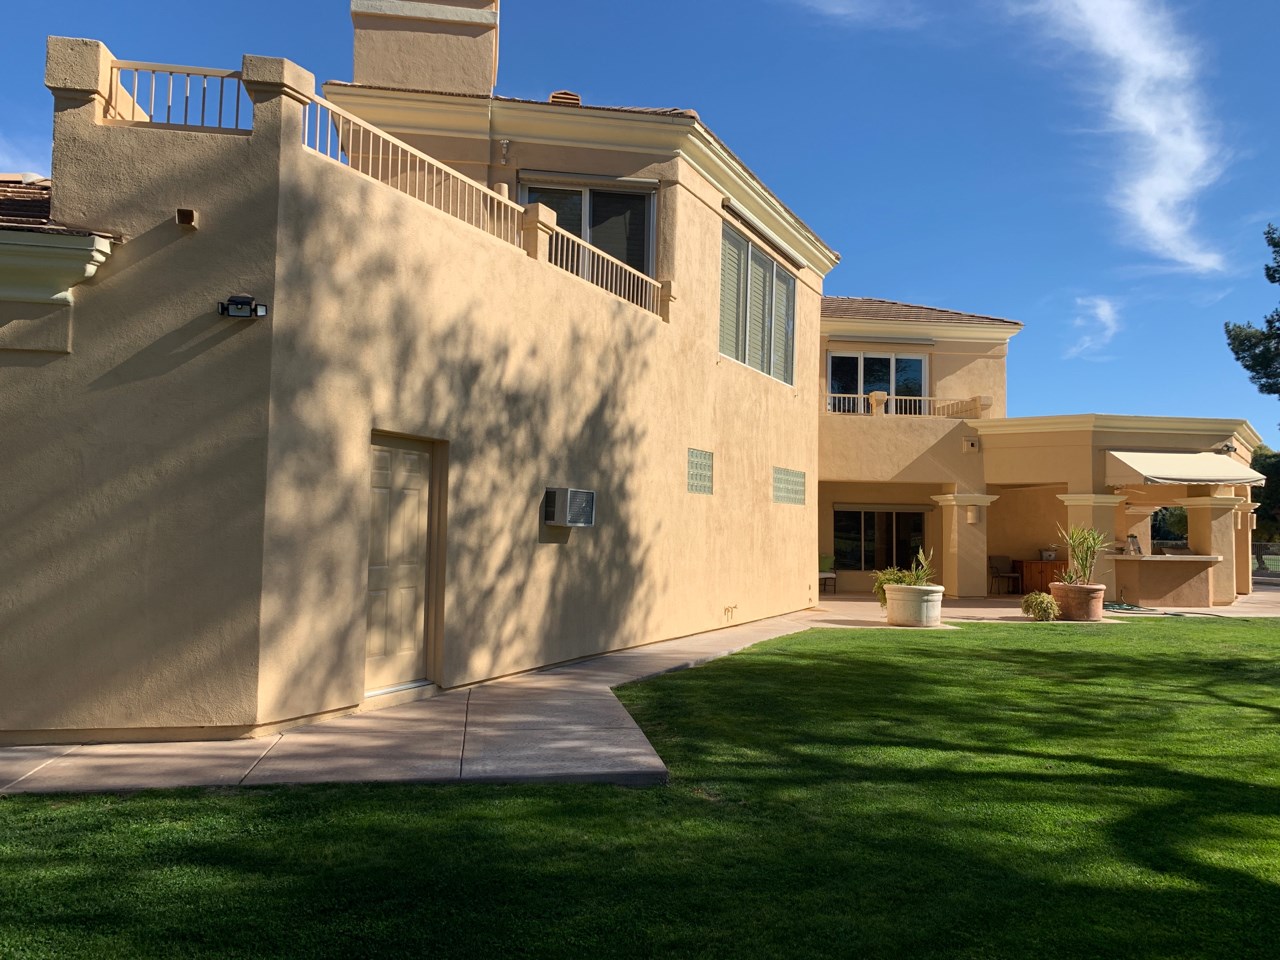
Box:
(827, 392, 992, 419)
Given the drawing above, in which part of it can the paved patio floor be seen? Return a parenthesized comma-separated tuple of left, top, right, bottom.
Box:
(4, 584, 1278, 795)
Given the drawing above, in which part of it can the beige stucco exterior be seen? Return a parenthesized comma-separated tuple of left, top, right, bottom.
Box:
(0, 35, 832, 744)
(816, 304, 1263, 604)
(0, 13, 1266, 747)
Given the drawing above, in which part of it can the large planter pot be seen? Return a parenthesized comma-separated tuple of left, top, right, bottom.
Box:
(883, 583, 945, 627)
(1048, 582, 1106, 622)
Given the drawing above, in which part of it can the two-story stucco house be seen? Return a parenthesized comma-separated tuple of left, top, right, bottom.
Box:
(0, 1, 1263, 747)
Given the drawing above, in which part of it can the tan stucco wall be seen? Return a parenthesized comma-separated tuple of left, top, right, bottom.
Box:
(352, 3, 499, 96)
(986, 485, 1066, 561)
(819, 332, 1009, 417)
(0, 41, 281, 739)
(2, 41, 824, 742)
(262, 138, 822, 713)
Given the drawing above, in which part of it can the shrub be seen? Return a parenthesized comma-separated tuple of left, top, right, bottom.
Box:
(871, 548, 934, 606)
(1022, 591, 1060, 622)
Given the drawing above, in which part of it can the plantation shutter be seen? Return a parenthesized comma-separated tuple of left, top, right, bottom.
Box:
(719, 226, 748, 359)
(771, 272, 795, 384)
(747, 247, 772, 372)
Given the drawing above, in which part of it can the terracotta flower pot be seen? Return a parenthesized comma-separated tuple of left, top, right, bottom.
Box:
(883, 583, 945, 627)
(1048, 582, 1106, 622)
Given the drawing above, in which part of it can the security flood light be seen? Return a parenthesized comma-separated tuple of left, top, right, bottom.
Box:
(218, 295, 269, 319)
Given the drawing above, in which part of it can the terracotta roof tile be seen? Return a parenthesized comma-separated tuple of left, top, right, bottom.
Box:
(0, 175, 53, 226)
(822, 296, 1023, 327)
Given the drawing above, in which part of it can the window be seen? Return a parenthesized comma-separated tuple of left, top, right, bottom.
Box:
(687, 449, 714, 495)
(827, 353, 927, 414)
(772, 467, 806, 505)
(720, 224, 796, 384)
(833, 510, 925, 571)
(523, 185, 652, 274)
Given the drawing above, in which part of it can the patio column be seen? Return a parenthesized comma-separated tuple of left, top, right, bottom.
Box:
(931, 494, 999, 599)
(1056, 494, 1127, 600)
(1176, 495, 1246, 605)
(1236, 502, 1259, 597)
(1123, 504, 1159, 554)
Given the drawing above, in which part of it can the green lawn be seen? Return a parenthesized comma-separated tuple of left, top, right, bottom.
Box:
(3, 619, 1280, 959)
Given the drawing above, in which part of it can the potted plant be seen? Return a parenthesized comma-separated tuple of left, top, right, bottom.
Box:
(1048, 524, 1111, 622)
(872, 549, 944, 627)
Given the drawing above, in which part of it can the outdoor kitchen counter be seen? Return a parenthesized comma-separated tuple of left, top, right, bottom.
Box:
(1112, 555, 1222, 608)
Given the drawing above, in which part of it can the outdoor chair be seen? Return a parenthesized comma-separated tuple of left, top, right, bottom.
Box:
(988, 556, 1022, 595)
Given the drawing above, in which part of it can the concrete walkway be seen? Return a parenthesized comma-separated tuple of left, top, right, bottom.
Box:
(5, 584, 1278, 796)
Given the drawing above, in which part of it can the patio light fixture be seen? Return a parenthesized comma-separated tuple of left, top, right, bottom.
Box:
(218, 294, 269, 319)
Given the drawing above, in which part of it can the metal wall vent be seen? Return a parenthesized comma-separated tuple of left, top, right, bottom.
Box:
(549, 90, 583, 106)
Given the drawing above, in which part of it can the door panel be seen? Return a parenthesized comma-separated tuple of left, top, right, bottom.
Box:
(365, 440, 431, 693)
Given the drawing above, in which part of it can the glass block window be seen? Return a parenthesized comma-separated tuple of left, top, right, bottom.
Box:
(687, 448, 714, 495)
(773, 467, 806, 505)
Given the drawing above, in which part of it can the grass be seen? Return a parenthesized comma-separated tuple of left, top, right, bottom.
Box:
(3, 618, 1279, 958)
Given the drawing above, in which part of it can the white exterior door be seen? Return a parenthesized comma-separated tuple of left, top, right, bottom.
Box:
(365, 439, 431, 694)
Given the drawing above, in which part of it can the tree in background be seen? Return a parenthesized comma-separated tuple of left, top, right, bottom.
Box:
(1225, 225, 1280, 410)
(1151, 506, 1188, 542)
(1253, 444, 1280, 545)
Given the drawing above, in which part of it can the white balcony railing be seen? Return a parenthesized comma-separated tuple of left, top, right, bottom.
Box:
(105, 61, 252, 130)
(302, 93, 525, 249)
(827, 394, 984, 418)
(95, 58, 662, 315)
(546, 225, 662, 315)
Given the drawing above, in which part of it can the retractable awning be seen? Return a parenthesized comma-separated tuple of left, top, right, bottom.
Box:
(1105, 450, 1265, 487)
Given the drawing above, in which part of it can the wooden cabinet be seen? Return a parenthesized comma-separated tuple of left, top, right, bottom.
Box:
(1014, 560, 1069, 594)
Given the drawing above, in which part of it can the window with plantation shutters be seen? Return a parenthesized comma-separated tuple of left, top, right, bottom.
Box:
(720, 228, 747, 357)
(771, 273, 795, 384)
(719, 223, 796, 385)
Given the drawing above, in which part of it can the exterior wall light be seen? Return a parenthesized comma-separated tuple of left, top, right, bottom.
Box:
(1218, 441, 1238, 455)
(218, 295, 269, 318)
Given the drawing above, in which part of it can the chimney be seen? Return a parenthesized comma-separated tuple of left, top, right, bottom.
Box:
(351, 0, 499, 96)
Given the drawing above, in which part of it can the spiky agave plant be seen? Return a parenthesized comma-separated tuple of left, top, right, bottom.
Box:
(1056, 524, 1112, 585)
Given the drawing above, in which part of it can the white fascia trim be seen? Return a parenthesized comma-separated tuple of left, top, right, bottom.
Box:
(0, 231, 112, 304)
(351, 0, 498, 25)
(317, 85, 839, 276)
(822, 318, 1020, 344)
(680, 124, 839, 276)
(973, 414, 1261, 446)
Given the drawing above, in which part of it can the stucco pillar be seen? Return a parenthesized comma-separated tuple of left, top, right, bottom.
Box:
(1177, 496, 1245, 605)
(1236, 502, 1259, 596)
(931, 494, 999, 598)
(1123, 504, 1158, 554)
(1056, 494, 1127, 600)
(242, 55, 316, 156)
(522, 203, 557, 262)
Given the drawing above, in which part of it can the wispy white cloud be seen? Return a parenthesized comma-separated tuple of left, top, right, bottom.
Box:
(0, 134, 50, 177)
(1065, 295, 1120, 359)
(1020, 0, 1226, 273)
(786, 0, 926, 28)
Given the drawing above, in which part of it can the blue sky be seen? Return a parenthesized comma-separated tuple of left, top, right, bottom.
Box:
(5, 1, 1278, 445)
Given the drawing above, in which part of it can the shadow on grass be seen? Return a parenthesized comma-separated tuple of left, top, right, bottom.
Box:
(2, 621, 1279, 959)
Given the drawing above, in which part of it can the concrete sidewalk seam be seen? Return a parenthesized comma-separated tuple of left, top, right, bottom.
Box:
(0, 744, 81, 795)
(457, 689, 472, 780)
(236, 735, 284, 786)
